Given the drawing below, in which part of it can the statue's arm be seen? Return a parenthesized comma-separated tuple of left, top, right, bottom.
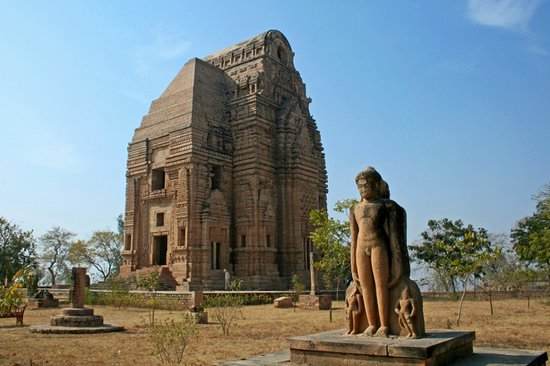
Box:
(388, 202, 408, 288)
(410, 299, 416, 318)
(394, 301, 400, 315)
(356, 294, 363, 314)
(350, 207, 359, 283)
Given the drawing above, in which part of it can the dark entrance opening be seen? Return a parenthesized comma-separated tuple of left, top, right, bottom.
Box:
(210, 242, 221, 270)
(153, 235, 168, 265)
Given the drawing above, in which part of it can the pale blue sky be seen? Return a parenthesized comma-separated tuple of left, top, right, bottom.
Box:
(0, 1, 549, 249)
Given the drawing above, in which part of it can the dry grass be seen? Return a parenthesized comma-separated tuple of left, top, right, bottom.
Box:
(0, 298, 548, 366)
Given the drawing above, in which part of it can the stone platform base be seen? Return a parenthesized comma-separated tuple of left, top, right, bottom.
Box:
(289, 329, 475, 366)
(30, 324, 124, 334)
(222, 347, 548, 366)
(30, 307, 124, 334)
(50, 307, 103, 327)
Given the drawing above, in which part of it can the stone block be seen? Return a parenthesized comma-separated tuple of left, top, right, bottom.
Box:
(298, 294, 332, 310)
(50, 314, 104, 327)
(27, 298, 59, 309)
(188, 310, 208, 324)
(62, 307, 94, 316)
(274, 296, 293, 308)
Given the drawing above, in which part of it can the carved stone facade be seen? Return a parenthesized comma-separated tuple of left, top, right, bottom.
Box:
(120, 30, 327, 290)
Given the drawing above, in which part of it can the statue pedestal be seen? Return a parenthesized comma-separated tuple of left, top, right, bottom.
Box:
(289, 329, 475, 366)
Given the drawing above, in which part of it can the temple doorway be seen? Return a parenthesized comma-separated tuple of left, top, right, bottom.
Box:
(153, 235, 168, 265)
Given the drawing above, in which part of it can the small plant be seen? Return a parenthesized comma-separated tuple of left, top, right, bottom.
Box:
(106, 277, 131, 309)
(137, 272, 161, 326)
(206, 280, 243, 336)
(228, 279, 243, 291)
(291, 274, 304, 303)
(148, 314, 197, 366)
(0, 267, 34, 313)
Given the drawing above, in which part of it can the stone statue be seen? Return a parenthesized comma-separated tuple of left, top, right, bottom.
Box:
(394, 286, 417, 338)
(345, 281, 364, 335)
(347, 167, 425, 338)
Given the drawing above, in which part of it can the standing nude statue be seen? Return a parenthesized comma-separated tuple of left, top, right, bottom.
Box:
(349, 167, 415, 337)
(394, 286, 417, 338)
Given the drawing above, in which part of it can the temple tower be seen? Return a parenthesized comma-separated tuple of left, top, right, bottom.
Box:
(120, 30, 327, 290)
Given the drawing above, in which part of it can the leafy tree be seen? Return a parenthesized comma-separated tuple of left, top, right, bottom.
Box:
(411, 219, 468, 294)
(410, 218, 499, 325)
(40, 227, 75, 286)
(85, 230, 123, 282)
(68, 239, 89, 267)
(0, 217, 36, 286)
(308, 199, 356, 300)
(68, 216, 124, 282)
(511, 184, 550, 278)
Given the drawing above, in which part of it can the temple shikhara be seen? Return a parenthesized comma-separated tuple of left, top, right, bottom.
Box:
(120, 30, 327, 290)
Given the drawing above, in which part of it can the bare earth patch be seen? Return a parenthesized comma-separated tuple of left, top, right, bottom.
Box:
(0, 299, 548, 365)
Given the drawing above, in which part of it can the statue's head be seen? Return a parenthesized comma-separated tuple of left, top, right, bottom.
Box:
(401, 286, 410, 299)
(355, 167, 388, 201)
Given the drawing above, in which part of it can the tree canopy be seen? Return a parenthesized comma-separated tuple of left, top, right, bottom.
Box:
(40, 227, 75, 286)
(308, 199, 356, 296)
(511, 184, 550, 277)
(410, 218, 497, 294)
(86, 230, 123, 282)
(0, 217, 36, 286)
(411, 218, 500, 325)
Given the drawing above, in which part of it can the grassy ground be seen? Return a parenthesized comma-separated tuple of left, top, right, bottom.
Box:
(0, 298, 548, 366)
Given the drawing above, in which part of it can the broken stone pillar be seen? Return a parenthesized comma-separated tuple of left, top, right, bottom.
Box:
(30, 267, 124, 334)
(71, 267, 87, 308)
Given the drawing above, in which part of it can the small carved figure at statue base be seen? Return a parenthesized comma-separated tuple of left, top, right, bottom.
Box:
(345, 282, 364, 335)
(394, 286, 417, 338)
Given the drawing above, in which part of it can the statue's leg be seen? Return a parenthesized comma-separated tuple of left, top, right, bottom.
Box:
(352, 311, 361, 334)
(371, 246, 390, 337)
(398, 315, 406, 336)
(356, 248, 378, 335)
(400, 314, 412, 337)
(406, 318, 417, 338)
(346, 314, 353, 335)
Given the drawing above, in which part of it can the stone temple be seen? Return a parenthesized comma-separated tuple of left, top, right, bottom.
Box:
(120, 30, 327, 290)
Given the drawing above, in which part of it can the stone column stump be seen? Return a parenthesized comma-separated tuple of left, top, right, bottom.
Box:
(30, 267, 124, 334)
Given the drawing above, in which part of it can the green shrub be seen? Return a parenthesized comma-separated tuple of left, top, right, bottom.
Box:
(148, 314, 198, 366)
(291, 274, 305, 302)
(0, 267, 33, 313)
(205, 284, 243, 336)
